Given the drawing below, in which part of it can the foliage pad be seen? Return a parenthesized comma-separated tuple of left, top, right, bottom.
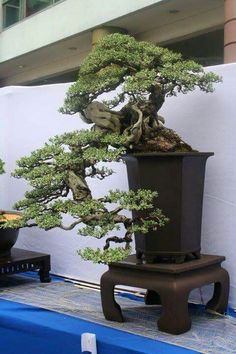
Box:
(5, 129, 168, 263)
(61, 33, 221, 152)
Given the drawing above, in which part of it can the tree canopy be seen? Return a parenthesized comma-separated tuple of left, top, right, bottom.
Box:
(60, 33, 221, 152)
(61, 33, 220, 114)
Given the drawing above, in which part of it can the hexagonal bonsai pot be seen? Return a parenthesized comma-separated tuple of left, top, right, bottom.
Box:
(124, 152, 213, 263)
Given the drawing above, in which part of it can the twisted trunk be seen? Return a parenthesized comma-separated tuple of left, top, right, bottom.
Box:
(83, 98, 194, 152)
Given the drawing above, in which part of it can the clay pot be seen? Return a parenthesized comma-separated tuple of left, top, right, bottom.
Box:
(123, 152, 213, 263)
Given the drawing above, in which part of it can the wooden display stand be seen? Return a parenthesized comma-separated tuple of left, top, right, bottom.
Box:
(0, 248, 51, 283)
(101, 254, 229, 334)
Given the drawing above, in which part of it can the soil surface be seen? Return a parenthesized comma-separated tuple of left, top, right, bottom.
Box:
(0, 213, 21, 223)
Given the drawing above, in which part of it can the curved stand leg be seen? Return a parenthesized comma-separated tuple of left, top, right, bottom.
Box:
(100, 271, 123, 322)
(158, 286, 191, 334)
(206, 268, 230, 315)
(145, 290, 161, 305)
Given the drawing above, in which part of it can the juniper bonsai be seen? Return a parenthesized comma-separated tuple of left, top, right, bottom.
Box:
(61, 33, 221, 152)
(5, 34, 221, 263)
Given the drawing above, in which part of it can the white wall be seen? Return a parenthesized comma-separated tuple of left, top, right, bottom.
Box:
(1, 63, 236, 306)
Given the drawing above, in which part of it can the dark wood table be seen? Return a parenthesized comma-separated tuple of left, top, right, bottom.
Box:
(0, 248, 51, 282)
(101, 254, 229, 334)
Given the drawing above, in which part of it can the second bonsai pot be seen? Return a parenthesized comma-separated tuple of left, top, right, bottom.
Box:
(0, 211, 21, 258)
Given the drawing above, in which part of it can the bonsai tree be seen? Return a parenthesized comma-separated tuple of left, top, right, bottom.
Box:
(61, 33, 221, 152)
(4, 34, 220, 263)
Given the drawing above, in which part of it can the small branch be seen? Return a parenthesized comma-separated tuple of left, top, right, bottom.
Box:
(41, 192, 66, 205)
(103, 234, 132, 250)
(26, 223, 38, 228)
(124, 231, 133, 249)
(110, 207, 123, 215)
(113, 214, 132, 224)
(59, 220, 81, 231)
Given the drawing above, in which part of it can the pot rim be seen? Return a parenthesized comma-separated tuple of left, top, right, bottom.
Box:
(122, 152, 214, 158)
(0, 211, 22, 224)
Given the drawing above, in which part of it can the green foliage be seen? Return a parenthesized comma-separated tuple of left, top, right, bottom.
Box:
(61, 33, 221, 114)
(105, 189, 158, 210)
(0, 216, 26, 229)
(78, 221, 120, 239)
(78, 247, 131, 264)
(0, 159, 4, 175)
(12, 129, 127, 212)
(11, 129, 126, 225)
(10, 128, 169, 263)
(83, 146, 125, 163)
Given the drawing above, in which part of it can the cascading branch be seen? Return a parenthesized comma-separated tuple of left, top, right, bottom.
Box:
(4, 130, 168, 263)
(60, 33, 221, 152)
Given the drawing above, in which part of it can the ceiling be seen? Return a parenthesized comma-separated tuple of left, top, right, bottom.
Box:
(0, 0, 224, 86)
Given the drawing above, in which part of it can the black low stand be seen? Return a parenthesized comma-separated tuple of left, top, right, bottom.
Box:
(101, 254, 230, 335)
(0, 248, 51, 283)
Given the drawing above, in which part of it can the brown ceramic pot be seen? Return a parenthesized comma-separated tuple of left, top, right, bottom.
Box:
(123, 152, 213, 263)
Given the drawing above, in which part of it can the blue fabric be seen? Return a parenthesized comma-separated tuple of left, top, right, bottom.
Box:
(23, 271, 62, 281)
(118, 292, 145, 302)
(227, 307, 236, 317)
(0, 298, 199, 354)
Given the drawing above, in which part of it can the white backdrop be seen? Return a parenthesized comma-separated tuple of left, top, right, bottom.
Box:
(1, 64, 236, 306)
